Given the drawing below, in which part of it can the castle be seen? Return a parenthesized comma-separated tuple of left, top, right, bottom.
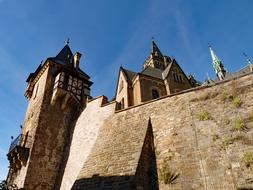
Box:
(5, 41, 253, 190)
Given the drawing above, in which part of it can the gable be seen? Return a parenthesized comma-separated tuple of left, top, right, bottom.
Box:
(163, 60, 191, 86)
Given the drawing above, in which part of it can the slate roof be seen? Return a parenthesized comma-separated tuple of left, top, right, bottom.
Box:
(26, 44, 92, 83)
(53, 44, 73, 65)
(151, 40, 163, 57)
(141, 66, 163, 79)
(161, 62, 173, 79)
(121, 67, 137, 81)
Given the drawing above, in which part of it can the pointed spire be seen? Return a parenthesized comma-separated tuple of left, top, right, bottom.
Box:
(208, 44, 226, 80)
(55, 43, 73, 65)
(151, 40, 163, 57)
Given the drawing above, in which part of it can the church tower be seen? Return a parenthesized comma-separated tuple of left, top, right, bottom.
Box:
(143, 40, 171, 70)
(209, 44, 226, 80)
(6, 43, 92, 189)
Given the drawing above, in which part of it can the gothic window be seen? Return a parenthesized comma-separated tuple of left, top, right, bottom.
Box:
(152, 89, 160, 99)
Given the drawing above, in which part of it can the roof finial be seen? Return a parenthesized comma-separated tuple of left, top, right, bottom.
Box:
(65, 38, 70, 45)
(151, 36, 155, 41)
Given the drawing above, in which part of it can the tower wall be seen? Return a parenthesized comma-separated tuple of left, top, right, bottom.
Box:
(9, 65, 50, 188)
(23, 63, 85, 189)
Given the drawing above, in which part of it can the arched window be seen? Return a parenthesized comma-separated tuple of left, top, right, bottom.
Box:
(152, 89, 160, 99)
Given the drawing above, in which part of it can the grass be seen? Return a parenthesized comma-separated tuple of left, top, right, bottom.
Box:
(248, 111, 253, 122)
(212, 134, 219, 142)
(220, 137, 233, 150)
(224, 117, 230, 125)
(232, 97, 242, 107)
(160, 164, 179, 184)
(220, 88, 231, 102)
(197, 110, 211, 121)
(243, 152, 253, 168)
(220, 81, 243, 108)
(234, 118, 247, 132)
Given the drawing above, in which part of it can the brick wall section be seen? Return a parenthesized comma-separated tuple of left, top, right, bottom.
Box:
(71, 73, 253, 190)
(60, 96, 116, 190)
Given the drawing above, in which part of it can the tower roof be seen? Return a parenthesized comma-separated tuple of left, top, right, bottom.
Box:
(151, 40, 163, 57)
(54, 44, 73, 65)
(208, 44, 226, 79)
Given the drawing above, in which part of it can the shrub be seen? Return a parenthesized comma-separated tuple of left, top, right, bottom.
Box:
(197, 110, 211, 121)
(160, 164, 179, 184)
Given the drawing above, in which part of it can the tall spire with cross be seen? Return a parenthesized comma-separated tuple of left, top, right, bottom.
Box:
(208, 44, 226, 80)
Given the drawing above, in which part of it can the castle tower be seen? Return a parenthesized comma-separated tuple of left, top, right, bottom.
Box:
(143, 40, 171, 70)
(209, 44, 226, 80)
(6, 43, 92, 189)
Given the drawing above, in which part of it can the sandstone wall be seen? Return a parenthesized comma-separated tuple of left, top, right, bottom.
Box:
(70, 73, 253, 190)
(60, 97, 116, 190)
(9, 66, 50, 188)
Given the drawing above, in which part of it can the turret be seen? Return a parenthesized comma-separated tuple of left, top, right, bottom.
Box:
(209, 44, 227, 80)
(6, 43, 92, 189)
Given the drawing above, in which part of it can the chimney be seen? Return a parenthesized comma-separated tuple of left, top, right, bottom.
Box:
(73, 52, 82, 69)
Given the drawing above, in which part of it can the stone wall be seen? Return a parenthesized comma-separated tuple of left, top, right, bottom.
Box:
(8, 66, 50, 188)
(60, 96, 116, 190)
(70, 73, 253, 190)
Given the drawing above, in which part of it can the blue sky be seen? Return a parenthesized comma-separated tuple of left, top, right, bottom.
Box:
(0, 0, 253, 180)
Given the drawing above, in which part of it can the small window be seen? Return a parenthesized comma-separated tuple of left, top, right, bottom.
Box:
(152, 89, 160, 99)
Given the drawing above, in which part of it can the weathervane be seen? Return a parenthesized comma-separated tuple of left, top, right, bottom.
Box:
(65, 38, 70, 45)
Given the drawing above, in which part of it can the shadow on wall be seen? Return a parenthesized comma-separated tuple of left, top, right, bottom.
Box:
(71, 175, 136, 190)
(71, 119, 159, 190)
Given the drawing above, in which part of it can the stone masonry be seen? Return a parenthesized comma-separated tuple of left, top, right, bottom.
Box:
(68, 73, 253, 189)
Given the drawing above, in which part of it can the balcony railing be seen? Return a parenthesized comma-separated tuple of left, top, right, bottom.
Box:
(8, 134, 29, 153)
